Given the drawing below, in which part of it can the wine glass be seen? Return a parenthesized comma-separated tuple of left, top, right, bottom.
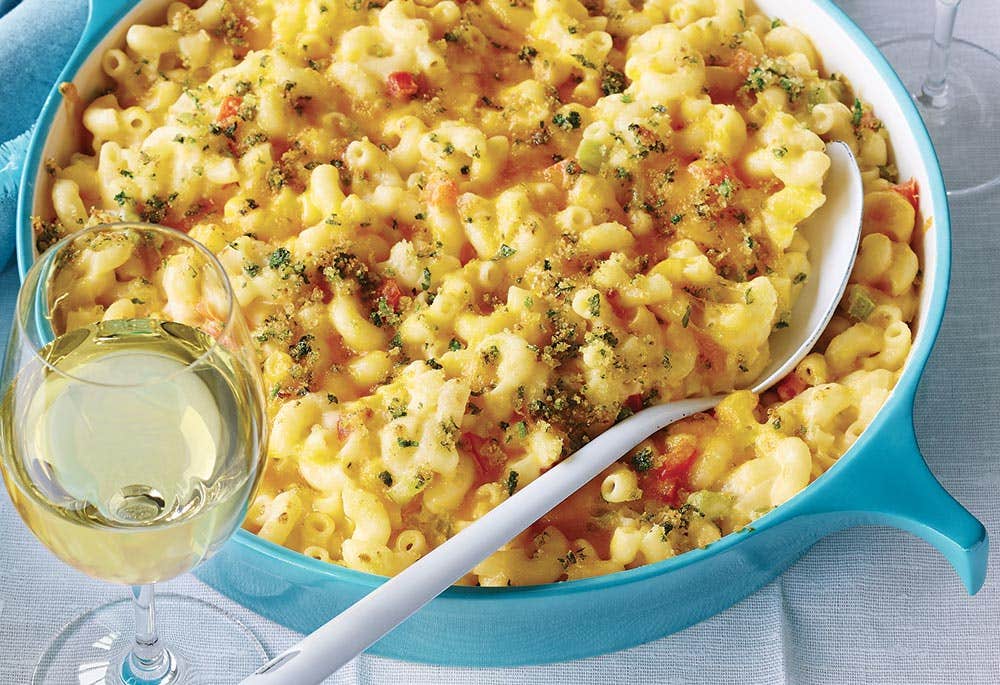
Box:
(877, 0, 1000, 196)
(0, 223, 269, 684)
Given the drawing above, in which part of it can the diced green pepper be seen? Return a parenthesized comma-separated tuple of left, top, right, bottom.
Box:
(687, 490, 734, 521)
(576, 138, 604, 174)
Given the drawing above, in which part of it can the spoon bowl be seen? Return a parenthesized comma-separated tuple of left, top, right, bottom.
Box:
(241, 142, 864, 685)
(757, 141, 864, 393)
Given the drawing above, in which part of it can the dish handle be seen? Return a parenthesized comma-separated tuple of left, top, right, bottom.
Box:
(792, 405, 988, 595)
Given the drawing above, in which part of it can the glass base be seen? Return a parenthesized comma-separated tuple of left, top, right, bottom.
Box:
(32, 593, 267, 685)
(877, 35, 1000, 197)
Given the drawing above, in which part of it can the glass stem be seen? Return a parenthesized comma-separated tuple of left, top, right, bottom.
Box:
(920, 0, 961, 108)
(123, 584, 172, 682)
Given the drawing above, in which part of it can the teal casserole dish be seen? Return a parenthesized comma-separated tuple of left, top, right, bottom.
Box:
(15, 0, 989, 667)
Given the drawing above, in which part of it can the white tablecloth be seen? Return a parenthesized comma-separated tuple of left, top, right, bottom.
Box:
(1, 1, 998, 682)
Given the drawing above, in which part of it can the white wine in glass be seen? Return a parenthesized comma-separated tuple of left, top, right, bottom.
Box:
(0, 224, 268, 684)
(878, 0, 1000, 196)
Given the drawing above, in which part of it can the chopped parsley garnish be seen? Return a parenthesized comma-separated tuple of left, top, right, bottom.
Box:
(448, 338, 463, 351)
(852, 98, 864, 127)
(378, 470, 393, 486)
(496, 243, 517, 259)
(597, 329, 619, 348)
(288, 334, 314, 361)
(425, 358, 443, 370)
(558, 548, 586, 569)
(681, 304, 692, 328)
(506, 470, 519, 495)
(632, 447, 654, 472)
(793, 272, 807, 284)
(266, 166, 286, 191)
(369, 297, 396, 327)
(670, 213, 684, 225)
(588, 292, 601, 317)
(552, 110, 582, 130)
(514, 421, 528, 439)
(388, 397, 407, 419)
(420, 266, 432, 291)
(138, 193, 175, 223)
(745, 58, 804, 100)
(717, 178, 734, 198)
(571, 53, 597, 69)
(601, 67, 627, 95)
(397, 438, 419, 448)
(268, 247, 291, 269)
(209, 120, 238, 140)
(482, 345, 500, 364)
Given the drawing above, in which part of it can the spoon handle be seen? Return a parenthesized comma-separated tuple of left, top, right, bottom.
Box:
(241, 395, 717, 684)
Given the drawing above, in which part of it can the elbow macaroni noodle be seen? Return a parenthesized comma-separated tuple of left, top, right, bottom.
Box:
(36, 0, 921, 585)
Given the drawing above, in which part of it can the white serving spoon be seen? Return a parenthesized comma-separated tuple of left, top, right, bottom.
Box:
(241, 142, 862, 685)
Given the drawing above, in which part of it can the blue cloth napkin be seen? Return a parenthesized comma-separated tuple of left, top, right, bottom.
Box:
(0, 0, 22, 19)
(0, 0, 86, 269)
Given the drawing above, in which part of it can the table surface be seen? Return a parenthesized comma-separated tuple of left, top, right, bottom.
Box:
(1, 1, 999, 683)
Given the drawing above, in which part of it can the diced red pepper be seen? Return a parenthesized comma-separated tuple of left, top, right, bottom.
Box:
(336, 408, 372, 440)
(729, 48, 759, 78)
(625, 393, 644, 413)
(459, 242, 477, 265)
(542, 159, 582, 190)
(654, 444, 699, 483)
(426, 177, 458, 208)
(891, 178, 920, 213)
(463, 432, 501, 481)
(642, 439, 699, 507)
(776, 372, 808, 402)
(336, 417, 350, 441)
(217, 95, 243, 122)
(691, 161, 739, 188)
(379, 279, 402, 311)
(271, 139, 292, 161)
(605, 290, 629, 320)
(386, 71, 421, 99)
(630, 124, 660, 149)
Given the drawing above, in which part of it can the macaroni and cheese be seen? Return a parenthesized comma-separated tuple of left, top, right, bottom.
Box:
(36, 0, 921, 585)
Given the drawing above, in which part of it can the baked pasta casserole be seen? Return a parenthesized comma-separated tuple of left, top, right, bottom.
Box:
(36, 0, 922, 585)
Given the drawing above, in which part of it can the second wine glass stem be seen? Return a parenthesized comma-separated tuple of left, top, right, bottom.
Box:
(921, 0, 961, 108)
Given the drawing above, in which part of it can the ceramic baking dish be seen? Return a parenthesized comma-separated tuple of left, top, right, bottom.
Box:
(14, 0, 988, 667)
